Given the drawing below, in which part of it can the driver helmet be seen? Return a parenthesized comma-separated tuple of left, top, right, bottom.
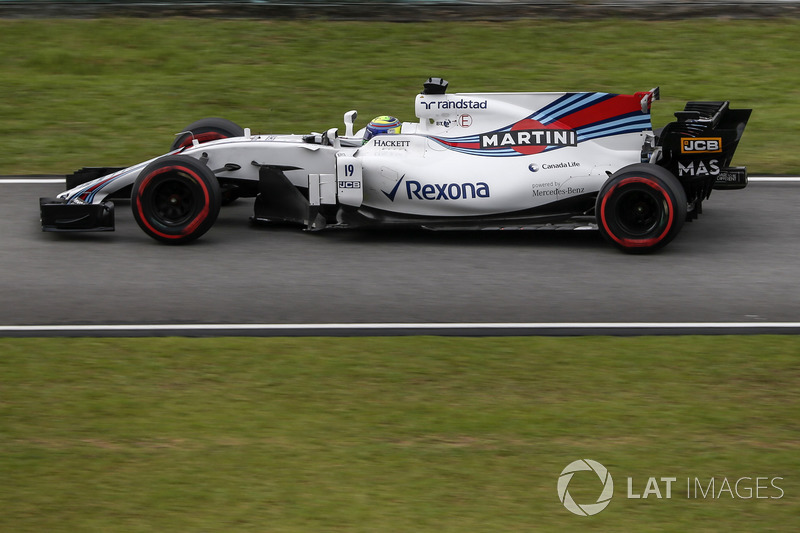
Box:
(364, 116, 401, 143)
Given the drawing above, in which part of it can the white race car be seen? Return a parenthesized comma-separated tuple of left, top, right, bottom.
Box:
(40, 78, 750, 253)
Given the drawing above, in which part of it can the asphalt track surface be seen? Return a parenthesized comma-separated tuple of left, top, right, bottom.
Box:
(2, 178, 799, 336)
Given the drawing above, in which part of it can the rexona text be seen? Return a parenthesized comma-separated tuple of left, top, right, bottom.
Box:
(406, 180, 490, 200)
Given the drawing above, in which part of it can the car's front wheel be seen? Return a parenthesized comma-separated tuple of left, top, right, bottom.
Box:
(170, 117, 244, 151)
(131, 155, 221, 244)
(595, 164, 687, 253)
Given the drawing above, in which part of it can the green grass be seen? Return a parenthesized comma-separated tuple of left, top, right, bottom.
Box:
(1, 336, 799, 531)
(0, 18, 798, 174)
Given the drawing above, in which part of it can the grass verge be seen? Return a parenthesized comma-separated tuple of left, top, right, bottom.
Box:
(1, 335, 798, 531)
(0, 18, 798, 174)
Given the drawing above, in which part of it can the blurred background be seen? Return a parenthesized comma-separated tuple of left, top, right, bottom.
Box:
(1, 0, 799, 20)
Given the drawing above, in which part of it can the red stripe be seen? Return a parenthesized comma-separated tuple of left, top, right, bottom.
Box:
(555, 95, 642, 129)
(437, 139, 481, 149)
(84, 173, 120, 193)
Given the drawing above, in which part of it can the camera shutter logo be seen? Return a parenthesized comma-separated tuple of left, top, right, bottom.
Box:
(557, 459, 614, 516)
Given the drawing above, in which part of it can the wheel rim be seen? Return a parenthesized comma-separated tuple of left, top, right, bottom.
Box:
(150, 176, 196, 226)
(615, 187, 664, 237)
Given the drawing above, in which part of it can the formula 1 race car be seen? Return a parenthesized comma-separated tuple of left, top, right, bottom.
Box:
(40, 78, 751, 253)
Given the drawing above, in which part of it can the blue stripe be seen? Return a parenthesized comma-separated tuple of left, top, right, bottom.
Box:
(577, 123, 652, 142)
(577, 114, 651, 136)
(536, 93, 612, 124)
(530, 93, 584, 122)
(436, 134, 481, 143)
(68, 162, 141, 203)
(443, 146, 521, 157)
(578, 123, 651, 139)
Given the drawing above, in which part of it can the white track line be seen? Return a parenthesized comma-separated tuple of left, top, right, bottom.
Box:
(0, 178, 64, 184)
(1, 322, 799, 334)
(749, 176, 800, 182)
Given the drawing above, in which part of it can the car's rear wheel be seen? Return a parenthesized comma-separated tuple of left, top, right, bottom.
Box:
(596, 164, 687, 253)
(170, 117, 244, 151)
(131, 155, 221, 244)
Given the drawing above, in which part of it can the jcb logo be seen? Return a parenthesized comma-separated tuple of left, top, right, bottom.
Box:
(681, 138, 722, 154)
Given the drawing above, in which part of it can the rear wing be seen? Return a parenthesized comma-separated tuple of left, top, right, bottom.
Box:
(656, 100, 752, 202)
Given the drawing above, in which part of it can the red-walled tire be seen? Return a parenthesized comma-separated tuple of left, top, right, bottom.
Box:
(131, 155, 221, 244)
(170, 117, 244, 151)
(596, 164, 687, 253)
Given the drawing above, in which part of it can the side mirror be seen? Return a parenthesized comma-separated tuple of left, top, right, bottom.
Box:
(343, 110, 357, 137)
(324, 127, 340, 148)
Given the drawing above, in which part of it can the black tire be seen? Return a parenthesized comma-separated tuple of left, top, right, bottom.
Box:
(131, 155, 221, 244)
(170, 117, 244, 151)
(595, 163, 687, 253)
